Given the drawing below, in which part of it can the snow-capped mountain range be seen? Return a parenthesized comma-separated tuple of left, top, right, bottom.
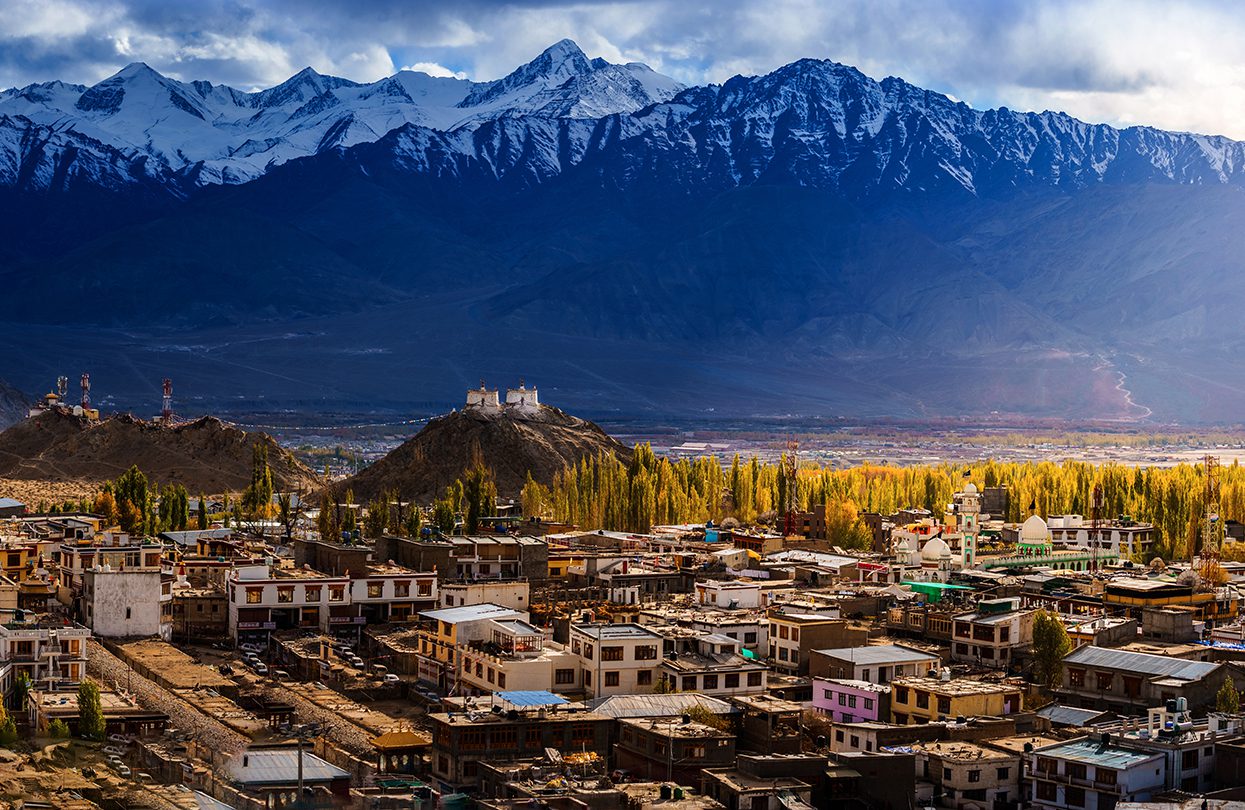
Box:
(5, 38, 1245, 197)
(0, 39, 681, 190)
(5, 40, 1245, 423)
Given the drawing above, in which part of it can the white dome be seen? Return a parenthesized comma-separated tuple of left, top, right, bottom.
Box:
(963, 482, 978, 494)
(895, 536, 913, 554)
(1020, 514, 1050, 543)
(921, 536, 952, 562)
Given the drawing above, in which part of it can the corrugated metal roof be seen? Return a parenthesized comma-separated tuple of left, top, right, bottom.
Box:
(813, 645, 940, 666)
(0, 497, 25, 508)
(1040, 738, 1162, 769)
(1064, 645, 1219, 680)
(572, 623, 661, 640)
(1035, 704, 1111, 726)
(227, 749, 348, 785)
(419, 603, 524, 624)
(584, 693, 735, 718)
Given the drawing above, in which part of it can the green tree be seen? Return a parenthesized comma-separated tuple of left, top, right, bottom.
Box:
(77, 680, 106, 741)
(1032, 610, 1073, 688)
(0, 709, 16, 747)
(341, 489, 357, 540)
(13, 672, 31, 711)
(432, 498, 456, 535)
(404, 507, 423, 538)
(1217, 678, 1241, 713)
(364, 493, 390, 539)
(112, 466, 151, 534)
(278, 492, 294, 539)
(317, 490, 339, 542)
(47, 719, 70, 739)
(463, 464, 496, 534)
(197, 493, 209, 530)
(242, 443, 274, 519)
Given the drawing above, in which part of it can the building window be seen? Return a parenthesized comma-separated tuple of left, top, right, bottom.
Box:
(703, 674, 719, 690)
(1067, 763, 1087, 780)
(638, 670, 652, 686)
(329, 587, 345, 602)
(778, 648, 789, 661)
(1182, 750, 1199, 769)
(584, 644, 594, 660)
(682, 676, 698, 691)
(997, 767, 1009, 780)
(635, 645, 658, 660)
(745, 632, 757, 644)
(605, 671, 620, 687)
(835, 730, 844, 743)
(747, 672, 762, 686)
(938, 697, 951, 714)
(1036, 782, 1057, 801)
(418, 580, 432, 596)
(572, 640, 581, 655)
(863, 698, 874, 710)
(305, 586, 321, 602)
(497, 673, 506, 688)
(791, 628, 799, 642)
(943, 768, 951, 780)
(848, 695, 857, 708)
(839, 693, 848, 706)
(778, 625, 789, 640)
(1097, 769, 1116, 785)
(602, 646, 624, 661)
(916, 692, 929, 709)
(367, 582, 384, 598)
(968, 770, 981, 783)
(555, 669, 575, 684)
(896, 687, 909, 704)
(395, 581, 410, 597)
(850, 735, 860, 748)
(1096, 673, 1113, 691)
(1000, 627, 1010, 642)
(725, 673, 739, 688)
(1069, 668, 1085, 687)
(956, 643, 969, 655)
(277, 587, 294, 603)
(1066, 787, 1085, 807)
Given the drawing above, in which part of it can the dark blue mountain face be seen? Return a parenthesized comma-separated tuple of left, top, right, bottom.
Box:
(2, 48, 1245, 422)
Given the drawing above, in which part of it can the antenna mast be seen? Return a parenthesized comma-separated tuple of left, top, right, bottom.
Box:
(782, 438, 799, 537)
(80, 373, 90, 409)
(1089, 484, 1103, 574)
(1197, 455, 1222, 584)
(162, 378, 173, 424)
(56, 376, 68, 399)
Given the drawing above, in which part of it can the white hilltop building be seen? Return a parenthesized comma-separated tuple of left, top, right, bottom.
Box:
(464, 380, 541, 413)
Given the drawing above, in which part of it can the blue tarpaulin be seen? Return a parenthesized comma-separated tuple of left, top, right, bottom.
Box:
(496, 690, 568, 707)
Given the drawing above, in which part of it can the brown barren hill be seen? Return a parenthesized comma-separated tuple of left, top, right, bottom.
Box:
(347, 403, 633, 502)
(0, 409, 318, 492)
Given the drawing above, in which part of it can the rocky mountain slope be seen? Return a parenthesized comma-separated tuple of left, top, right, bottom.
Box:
(347, 403, 632, 503)
(0, 379, 27, 430)
(0, 410, 319, 493)
(3, 42, 1245, 421)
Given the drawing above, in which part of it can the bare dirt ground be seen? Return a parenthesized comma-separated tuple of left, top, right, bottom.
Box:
(0, 476, 97, 506)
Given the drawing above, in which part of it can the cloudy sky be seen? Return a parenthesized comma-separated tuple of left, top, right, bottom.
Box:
(4, 0, 1245, 137)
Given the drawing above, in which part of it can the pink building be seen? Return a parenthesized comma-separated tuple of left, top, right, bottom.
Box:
(812, 677, 890, 723)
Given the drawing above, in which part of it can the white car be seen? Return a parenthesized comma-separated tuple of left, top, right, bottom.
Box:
(382, 673, 400, 684)
(252, 663, 269, 676)
(116, 765, 132, 778)
(239, 643, 263, 653)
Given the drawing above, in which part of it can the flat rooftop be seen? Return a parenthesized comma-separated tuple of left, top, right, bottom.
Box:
(572, 623, 662, 640)
(1038, 738, 1162, 769)
(892, 676, 1020, 696)
(117, 639, 234, 690)
(420, 603, 525, 624)
(814, 644, 938, 665)
(916, 741, 1014, 763)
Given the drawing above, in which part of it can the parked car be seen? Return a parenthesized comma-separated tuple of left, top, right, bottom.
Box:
(107, 733, 132, 744)
(251, 663, 269, 676)
(103, 745, 125, 756)
(273, 670, 290, 681)
(116, 765, 132, 778)
(382, 673, 400, 684)
(239, 643, 264, 653)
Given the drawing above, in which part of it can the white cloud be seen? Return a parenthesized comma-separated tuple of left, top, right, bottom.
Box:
(400, 61, 467, 80)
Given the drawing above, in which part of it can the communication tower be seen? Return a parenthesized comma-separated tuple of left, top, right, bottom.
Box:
(56, 376, 68, 399)
(782, 438, 799, 537)
(1089, 484, 1103, 574)
(80, 373, 90, 409)
(1197, 455, 1223, 583)
(162, 378, 173, 424)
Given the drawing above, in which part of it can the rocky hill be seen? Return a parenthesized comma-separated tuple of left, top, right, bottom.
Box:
(0, 410, 319, 493)
(347, 403, 632, 503)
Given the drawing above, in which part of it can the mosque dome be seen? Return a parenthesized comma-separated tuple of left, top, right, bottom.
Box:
(895, 536, 913, 555)
(963, 482, 978, 494)
(1020, 514, 1050, 543)
(921, 536, 952, 562)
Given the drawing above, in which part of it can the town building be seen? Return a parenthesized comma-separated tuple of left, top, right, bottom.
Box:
(768, 610, 872, 675)
(427, 693, 611, 792)
(415, 602, 528, 689)
(82, 564, 172, 639)
(913, 740, 1021, 810)
(28, 685, 168, 738)
(1028, 738, 1165, 810)
(809, 643, 941, 683)
(456, 617, 580, 695)
(1044, 514, 1155, 558)
(224, 747, 351, 807)
(951, 597, 1035, 667)
(569, 623, 662, 697)
(812, 678, 890, 724)
(440, 580, 530, 610)
(615, 715, 736, 785)
(656, 630, 767, 697)
(0, 614, 90, 697)
(890, 675, 1024, 725)
(702, 754, 817, 810)
(1057, 645, 1245, 713)
(695, 579, 767, 610)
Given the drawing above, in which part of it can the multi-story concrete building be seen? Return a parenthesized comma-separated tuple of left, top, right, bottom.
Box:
(768, 610, 871, 675)
(656, 630, 767, 697)
(1057, 645, 1245, 713)
(456, 617, 580, 695)
(950, 597, 1035, 667)
(447, 535, 548, 581)
(569, 623, 662, 698)
(890, 675, 1024, 725)
(1028, 738, 1165, 810)
(810, 643, 941, 683)
(440, 581, 530, 610)
(0, 614, 90, 697)
(82, 565, 172, 640)
(813, 678, 890, 724)
(914, 740, 1021, 810)
(415, 602, 528, 689)
(1045, 514, 1154, 558)
(695, 580, 767, 610)
(615, 716, 736, 785)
